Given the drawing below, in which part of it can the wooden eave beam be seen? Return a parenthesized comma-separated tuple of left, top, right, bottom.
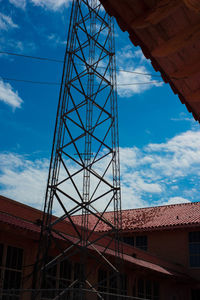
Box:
(152, 22, 200, 58)
(130, 0, 182, 29)
(186, 88, 200, 103)
(170, 57, 200, 79)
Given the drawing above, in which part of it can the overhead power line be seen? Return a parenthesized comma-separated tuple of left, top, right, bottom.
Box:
(0, 50, 162, 78)
(1, 76, 163, 86)
(0, 50, 63, 63)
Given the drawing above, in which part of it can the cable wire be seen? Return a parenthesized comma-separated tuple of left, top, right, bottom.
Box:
(0, 50, 162, 78)
(0, 76, 163, 86)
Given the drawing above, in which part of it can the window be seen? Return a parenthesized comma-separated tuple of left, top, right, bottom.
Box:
(133, 278, 159, 300)
(98, 269, 108, 300)
(98, 269, 127, 300)
(191, 289, 200, 300)
(39, 258, 85, 300)
(136, 236, 147, 251)
(122, 236, 134, 246)
(189, 231, 200, 267)
(0, 244, 24, 300)
(41, 257, 57, 299)
(72, 263, 85, 300)
(121, 235, 148, 251)
(41, 257, 73, 300)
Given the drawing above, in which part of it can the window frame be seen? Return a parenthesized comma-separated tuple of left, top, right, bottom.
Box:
(188, 231, 200, 268)
(0, 243, 24, 300)
(98, 268, 128, 300)
(121, 235, 148, 251)
(133, 277, 160, 300)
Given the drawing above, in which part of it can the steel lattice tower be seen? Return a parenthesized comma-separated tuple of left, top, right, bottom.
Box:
(32, 0, 122, 298)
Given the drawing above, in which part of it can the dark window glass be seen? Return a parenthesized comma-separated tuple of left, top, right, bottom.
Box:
(189, 231, 200, 267)
(153, 281, 160, 300)
(98, 269, 108, 300)
(41, 257, 57, 299)
(134, 278, 159, 299)
(190, 256, 200, 268)
(0, 244, 3, 266)
(189, 232, 200, 243)
(122, 236, 134, 246)
(72, 263, 85, 300)
(59, 259, 72, 298)
(146, 280, 152, 299)
(138, 279, 144, 298)
(136, 236, 147, 251)
(6, 246, 23, 270)
(3, 270, 21, 292)
(120, 274, 127, 295)
(191, 289, 200, 300)
(60, 259, 71, 280)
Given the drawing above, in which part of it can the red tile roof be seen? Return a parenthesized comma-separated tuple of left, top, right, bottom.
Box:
(100, 0, 200, 122)
(72, 201, 200, 232)
(0, 195, 192, 279)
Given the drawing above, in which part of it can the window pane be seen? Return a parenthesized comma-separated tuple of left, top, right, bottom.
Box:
(190, 255, 200, 268)
(189, 232, 200, 243)
(138, 279, 144, 298)
(146, 280, 152, 299)
(60, 259, 71, 280)
(136, 236, 147, 251)
(120, 274, 127, 295)
(191, 289, 200, 300)
(189, 243, 200, 255)
(122, 236, 134, 246)
(6, 246, 23, 270)
(98, 269, 108, 300)
(153, 281, 160, 298)
(41, 257, 56, 299)
(3, 270, 21, 292)
(98, 269, 107, 287)
(0, 244, 3, 266)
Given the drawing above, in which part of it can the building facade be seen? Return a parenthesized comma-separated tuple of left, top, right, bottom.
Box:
(0, 195, 200, 300)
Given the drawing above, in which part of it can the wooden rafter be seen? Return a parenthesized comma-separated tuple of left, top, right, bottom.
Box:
(170, 57, 200, 79)
(152, 22, 200, 57)
(130, 0, 182, 29)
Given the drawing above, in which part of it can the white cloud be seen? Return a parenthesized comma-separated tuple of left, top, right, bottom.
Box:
(162, 197, 191, 206)
(116, 45, 163, 98)
(8, 0, 72, 11)
(117, 66, 162, 97)
(9, 0, 26, 9)
(146, 130, 200, 178)
(48, 34, 66, 46)
(31, 0, 72, 10)
(1, 130, 199, 212)
(0, 80, 23, 109)
(0, 12, 18, 31)
(0, 153, 49, 209)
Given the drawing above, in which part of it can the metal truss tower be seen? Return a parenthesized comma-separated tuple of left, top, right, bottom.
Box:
(32, 0, 122, 298)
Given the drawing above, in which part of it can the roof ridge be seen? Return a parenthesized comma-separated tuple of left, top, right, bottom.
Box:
(72, 201, 200, 218)
(120, 201, 200, 212)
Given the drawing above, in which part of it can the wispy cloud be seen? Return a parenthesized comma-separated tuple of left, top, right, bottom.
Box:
(0, 12, 18, 31)
(48, 34, 66, 46)
(116, 46, 162, 97)
(0, 80, 23, 109)
(0, 153, 48, 209)
(1, 130, 199, 212)
(31, 0, 72, 11)
(9, 0, 71, 11)
(9, 0, 26, 9)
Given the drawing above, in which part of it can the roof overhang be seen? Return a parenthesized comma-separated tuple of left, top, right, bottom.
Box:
(100, 0, 200, 122)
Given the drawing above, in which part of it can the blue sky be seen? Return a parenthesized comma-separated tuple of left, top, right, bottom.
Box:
(0, 0, 200, 212)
